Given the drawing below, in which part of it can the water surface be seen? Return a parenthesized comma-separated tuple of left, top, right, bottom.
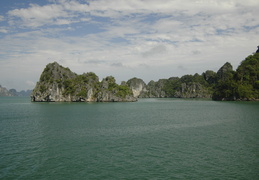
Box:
(0, 97, 258, 179)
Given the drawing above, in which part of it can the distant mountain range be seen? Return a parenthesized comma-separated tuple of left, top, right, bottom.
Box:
(0, 85, 32, 97)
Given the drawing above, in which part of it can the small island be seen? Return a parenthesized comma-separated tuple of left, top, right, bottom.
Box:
(31, 47, 259, 102)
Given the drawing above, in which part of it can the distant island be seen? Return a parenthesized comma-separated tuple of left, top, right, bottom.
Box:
(0, 85, 32, 97)
(31, 46, 259, 102)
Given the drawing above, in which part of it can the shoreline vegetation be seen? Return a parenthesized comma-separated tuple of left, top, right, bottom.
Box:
(29, 46, 259, 102)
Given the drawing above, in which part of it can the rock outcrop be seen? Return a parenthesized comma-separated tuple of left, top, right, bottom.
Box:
(126, 78, 148, 98)
(128, 75, 212, 99)
(31, 62, 137, 102)
(174, 82, 211, 98)
(216, 62, 233, 81)
(145, 79, 167, 98)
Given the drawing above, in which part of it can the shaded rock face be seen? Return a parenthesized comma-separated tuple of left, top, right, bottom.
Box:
(175, 82, 211, 98)
(31, 62, 137, 102)
(203, 70, 217, 85)
(145, 79, 167, 98)
(217, 62, 233, 81)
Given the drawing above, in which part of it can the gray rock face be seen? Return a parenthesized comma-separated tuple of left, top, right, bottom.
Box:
(145, 79, 167, 98)
(31, 62, 137, 102)
(174, 82, 211, 98)
(126, 78, 148, 98)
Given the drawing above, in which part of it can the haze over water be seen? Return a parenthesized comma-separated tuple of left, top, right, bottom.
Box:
(0, 97, 258, 179)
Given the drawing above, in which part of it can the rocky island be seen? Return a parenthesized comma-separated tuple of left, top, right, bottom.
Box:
(31, 62, 137, 102)
(31, 47, 259, 102)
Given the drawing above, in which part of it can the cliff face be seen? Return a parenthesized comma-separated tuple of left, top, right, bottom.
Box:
(145, 79, 167, 98)
(174, 82, 211, 98)
(127, 75, 212, 99)
(31, 62, 137, 102)
(126, 78, 148, 98)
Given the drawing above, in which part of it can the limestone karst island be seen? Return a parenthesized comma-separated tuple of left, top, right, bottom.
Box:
(31, 47, 259, 102)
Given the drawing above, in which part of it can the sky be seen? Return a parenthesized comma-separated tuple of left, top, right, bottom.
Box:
(0, 0, 258, 91)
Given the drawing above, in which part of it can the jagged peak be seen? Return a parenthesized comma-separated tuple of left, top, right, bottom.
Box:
(127, 77, 146, 86)
(217, 62, 233, 73)
(39, 62, 76, 82)
(45, 61, 71, 71)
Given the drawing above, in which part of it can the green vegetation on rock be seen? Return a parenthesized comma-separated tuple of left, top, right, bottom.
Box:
(31, 62, 136, 102)
(212, 52, 259, 100)
(31, 47, 259, 102)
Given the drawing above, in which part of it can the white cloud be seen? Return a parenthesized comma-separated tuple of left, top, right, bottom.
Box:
(26, 80, 35, 88)
(8, 3, 65, 27)
(1, 0, 259, 90)
(0, 15, 4, 21)
(0, 28, 8, 33)
(7, 1, 89, 28)
(142, 44, 168, 58)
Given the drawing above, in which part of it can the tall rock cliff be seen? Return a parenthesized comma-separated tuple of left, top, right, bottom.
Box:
(126, 78, 148, 98)
(31, 62, 136, 102)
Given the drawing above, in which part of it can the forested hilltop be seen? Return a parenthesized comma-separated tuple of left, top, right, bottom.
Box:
(212, 48, 259, 100)
(32, 47, 259, 102)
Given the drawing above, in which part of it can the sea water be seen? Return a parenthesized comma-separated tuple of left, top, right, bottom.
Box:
(0, 97, 258, 179)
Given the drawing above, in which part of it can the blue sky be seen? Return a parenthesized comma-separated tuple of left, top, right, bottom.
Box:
(0, 0, 259, 91)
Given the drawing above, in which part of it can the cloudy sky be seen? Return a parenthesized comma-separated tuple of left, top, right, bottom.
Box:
(0, 0, 258, 91)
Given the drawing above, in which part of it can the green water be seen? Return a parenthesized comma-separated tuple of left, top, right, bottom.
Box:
(0, 97, 258, 179)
